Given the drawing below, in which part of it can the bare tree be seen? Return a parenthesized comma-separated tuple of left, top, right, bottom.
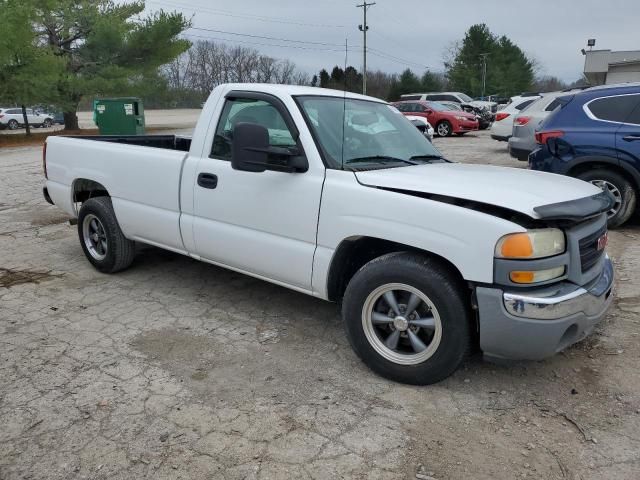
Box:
(163, 40, 310, 92)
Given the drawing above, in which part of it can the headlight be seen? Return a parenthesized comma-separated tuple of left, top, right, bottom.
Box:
(495, 228, 565, 259)
(455, 116, 467, 121)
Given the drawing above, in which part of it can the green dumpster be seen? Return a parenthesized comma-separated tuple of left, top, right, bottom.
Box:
(94, 97, 145, 135)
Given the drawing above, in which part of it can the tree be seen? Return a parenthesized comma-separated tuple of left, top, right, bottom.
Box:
(28, 1, 191, 130)
(317, 65, 363, 93)
(446, 24, 534, 98)
(532, 75, 568, 93)
(0, 0, 64, 135)
(319, 69, 330, 88)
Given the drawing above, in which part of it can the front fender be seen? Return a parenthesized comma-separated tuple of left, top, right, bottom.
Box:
(311, 170, 525, 298)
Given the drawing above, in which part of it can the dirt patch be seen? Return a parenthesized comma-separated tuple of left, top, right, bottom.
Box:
(30, 210, 70, 226)
(0, 268, 59, 288)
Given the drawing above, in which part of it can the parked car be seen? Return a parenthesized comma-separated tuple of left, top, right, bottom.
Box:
(43, 83, 614, 385)
(490, 95, 542, 141)
(0, 107, 54, 130)
(508, 91, 575, 160)
(405, 115, 434, 141)
(529, 83, 640, 228)
(439, 101, 494, 130)
(393, 100, 479, 136)
(400, 92, 498, 113)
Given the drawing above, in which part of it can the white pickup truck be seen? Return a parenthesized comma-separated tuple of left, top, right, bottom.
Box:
(43, 84, 614, 384)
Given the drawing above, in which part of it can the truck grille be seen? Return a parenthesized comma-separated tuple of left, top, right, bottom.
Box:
(579, 224, 607, 273)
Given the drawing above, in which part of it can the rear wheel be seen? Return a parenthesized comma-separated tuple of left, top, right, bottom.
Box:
(436, 121, 452, 137)
(342, 252, 471, 385)
(77, 197, 136, 273)
(576, 169, 636, 228)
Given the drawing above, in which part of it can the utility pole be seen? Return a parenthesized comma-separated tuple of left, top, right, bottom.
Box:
(479, 53, 489, 100)
(357, 1, 375, 95)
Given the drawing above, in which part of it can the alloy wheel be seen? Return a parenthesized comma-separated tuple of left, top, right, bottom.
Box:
(590, 179, 623, 218)
(82, 214, 108, 261)
(361, 283, 443, 365)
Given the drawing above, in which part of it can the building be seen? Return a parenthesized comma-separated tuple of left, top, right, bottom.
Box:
(583, 49, 640, 85)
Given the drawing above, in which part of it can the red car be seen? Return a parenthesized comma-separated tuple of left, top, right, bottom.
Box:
(392, 100, 479, 137)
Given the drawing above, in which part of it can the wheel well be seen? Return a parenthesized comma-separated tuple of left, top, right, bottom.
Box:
(73, 179, 110, 206)
(568, 162, 639, 192)
(326, 236, 466, 303)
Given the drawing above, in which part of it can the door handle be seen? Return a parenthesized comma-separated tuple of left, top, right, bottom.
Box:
(623, 135, 640, 142)
(197, 173, 218, 189)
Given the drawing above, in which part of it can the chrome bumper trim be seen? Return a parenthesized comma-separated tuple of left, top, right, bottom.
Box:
(503, 256, 614, 320)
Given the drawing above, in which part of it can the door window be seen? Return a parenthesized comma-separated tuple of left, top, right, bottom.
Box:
(211, 98, 296, 160)
(516, 99, 535, 111)
(586, 94, 640, 124)
(626, 103, 640, 126)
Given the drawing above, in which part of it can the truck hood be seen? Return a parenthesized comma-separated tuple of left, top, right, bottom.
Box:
(355, 163, 604, 220)
(468, 100, 497, 110)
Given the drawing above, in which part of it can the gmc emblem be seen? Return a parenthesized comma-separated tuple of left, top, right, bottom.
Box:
(597, 232, 608, 251)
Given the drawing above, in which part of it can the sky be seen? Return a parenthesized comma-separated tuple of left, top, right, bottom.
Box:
(143, 0, 640, 83)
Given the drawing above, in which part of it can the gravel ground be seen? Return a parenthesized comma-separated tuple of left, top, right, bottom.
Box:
(1, 129, 639, 479)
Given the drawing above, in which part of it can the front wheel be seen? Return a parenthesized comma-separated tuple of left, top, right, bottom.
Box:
(342, 252, 471, 385)
(576, 169, 636, 228)
(43, 119, 53, 128)
(7, 119, 19, 130)
(77, 197, 136, 273)
(436, 121, 452, 137)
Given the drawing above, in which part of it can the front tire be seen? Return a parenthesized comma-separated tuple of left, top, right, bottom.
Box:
(576, 169, 636, 228)
(43, 119, 53, 128)
(342, 252, 471, 385)
(77, 197, 136, 273)
(436, 121, 452, 137)
(7, 119, 19, 130)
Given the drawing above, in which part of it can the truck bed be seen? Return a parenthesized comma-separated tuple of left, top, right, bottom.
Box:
(69, 134, 192, 151)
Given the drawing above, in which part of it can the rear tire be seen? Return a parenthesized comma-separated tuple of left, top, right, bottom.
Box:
(436, 121, 453, 137)
(342, 252, 471, 385)
(77, 197, 136, 273)
(576, 169, 636, 228)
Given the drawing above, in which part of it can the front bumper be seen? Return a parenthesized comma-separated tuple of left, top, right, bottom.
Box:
(476, 256, 614, 361)
(455, 121, 479, 132)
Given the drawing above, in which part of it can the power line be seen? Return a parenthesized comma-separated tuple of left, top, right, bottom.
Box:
(147, 0, 347, 28)
(189, 26, 348, 48)
(182, 32, 347, 53)
(367, 48, 431, 70)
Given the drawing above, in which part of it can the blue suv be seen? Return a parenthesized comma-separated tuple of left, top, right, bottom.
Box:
(529, 83, 640, 227)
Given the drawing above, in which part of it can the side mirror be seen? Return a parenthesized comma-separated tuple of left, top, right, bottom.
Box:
(231, 122, 308, 173)
(232, 122, 269, 172)
(425, 109, 433, 115)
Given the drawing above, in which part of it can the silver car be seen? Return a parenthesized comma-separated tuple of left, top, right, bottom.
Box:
(507, 92, 572, 160)
(0, 107, 54, 130)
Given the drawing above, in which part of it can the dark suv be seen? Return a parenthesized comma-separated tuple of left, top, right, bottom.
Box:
(529, 83, 640, 227)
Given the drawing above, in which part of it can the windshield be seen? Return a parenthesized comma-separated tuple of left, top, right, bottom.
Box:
(427, 101, 449, 112)
(458, 93, 473, 102)
(296, 96, 442, 169)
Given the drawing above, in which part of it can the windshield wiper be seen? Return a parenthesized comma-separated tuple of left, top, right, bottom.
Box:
(345, 155, 420, 166)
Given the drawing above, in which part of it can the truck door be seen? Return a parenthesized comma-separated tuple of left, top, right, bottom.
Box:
(190, 92, 324, 291)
